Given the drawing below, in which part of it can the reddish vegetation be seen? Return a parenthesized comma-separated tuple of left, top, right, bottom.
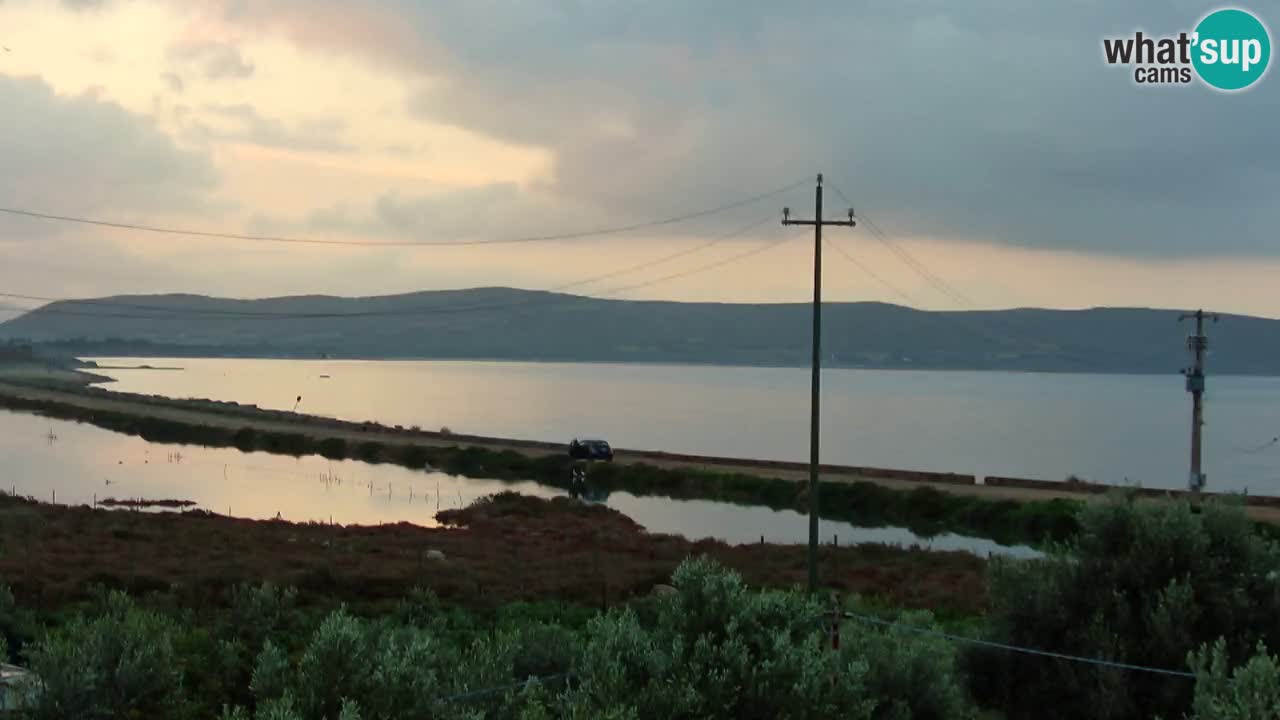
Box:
(0, 492, 987, 615)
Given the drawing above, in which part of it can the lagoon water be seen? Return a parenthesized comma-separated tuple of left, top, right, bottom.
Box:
(87, 358, 1280, 495)
(0, 410, 1033, 557)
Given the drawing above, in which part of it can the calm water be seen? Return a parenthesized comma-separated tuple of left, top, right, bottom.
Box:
(0, 410, 1032, 557)
(88, 358, 1280, 495)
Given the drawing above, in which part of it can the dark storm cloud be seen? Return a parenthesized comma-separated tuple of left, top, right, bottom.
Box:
(207, 0, 1280, 258)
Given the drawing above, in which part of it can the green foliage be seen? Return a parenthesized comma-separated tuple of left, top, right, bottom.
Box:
(226, 582, 298, 652)
(2, 555, 990, 719)
(24, 590, 184, 720)
(0, 580, 35, 660)
(567, 556, 973, 720)
(173, 625, 244, 718)
(234, 605, 517, 720)
(1189, 639, 1280, 720)
(250, 640, 290, 704)
(979, 494, 1280, 720)
(840, 609, 977, 720)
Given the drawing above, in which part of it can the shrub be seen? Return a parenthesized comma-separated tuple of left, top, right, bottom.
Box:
(233, 427, 258, 452)
(402, 445, 431, 469)
(23, 590, 184, 719)
(1189, 639, 1280, 720)
(840, 609, 977, 720)
(978, 494, 1280, 720)
(356, 441, 384, 463)
(226, 582, 298, 653)
(568, 556, 973, 720)
(262, 432, 311, 457)
(317, 437, 348, 460)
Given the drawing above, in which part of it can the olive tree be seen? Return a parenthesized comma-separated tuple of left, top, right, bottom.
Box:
(1186, 639, 1280, 720)
(978, 494, 1280, 720)
(23, 590, 183, 720)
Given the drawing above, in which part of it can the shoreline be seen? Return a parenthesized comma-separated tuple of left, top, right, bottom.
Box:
(0, 375, 1073, 500)
(9, 372, 1264, 508)
(1, 375, 1276, 541)
(74, 351, 1272, 377)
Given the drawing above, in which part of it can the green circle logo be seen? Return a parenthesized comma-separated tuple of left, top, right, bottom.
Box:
(1192, 8, 1271, 90)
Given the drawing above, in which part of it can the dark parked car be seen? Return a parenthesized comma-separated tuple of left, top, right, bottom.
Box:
(568, 438, 614, 462)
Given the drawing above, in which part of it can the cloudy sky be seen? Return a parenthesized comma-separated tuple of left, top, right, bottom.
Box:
(1, 0, 1278, 317)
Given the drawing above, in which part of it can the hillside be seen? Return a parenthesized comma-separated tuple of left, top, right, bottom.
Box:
(2, 287, 1278, 374)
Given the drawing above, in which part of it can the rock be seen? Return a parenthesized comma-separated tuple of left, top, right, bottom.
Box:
(426, 549, 446, 561)
(651, 584, 677, 597)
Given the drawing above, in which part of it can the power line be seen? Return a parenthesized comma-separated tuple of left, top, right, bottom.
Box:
(826, 182, 973, 306)
(838, 611, 1196, 679)
(0, 178, 807, 248)
(0, 217, 776, 322)
(824, 180, 1136, 372)
(1235, 437, 1278, 455)
(596, 221, 789, 296)
(823, 237, 918, 306)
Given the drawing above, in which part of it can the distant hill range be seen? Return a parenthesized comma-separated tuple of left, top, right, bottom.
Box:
(1, 288, 1277, 375)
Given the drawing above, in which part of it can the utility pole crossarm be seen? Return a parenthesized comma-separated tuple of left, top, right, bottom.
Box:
(780, 173, 857, 594)
(783, 217, 856, 227)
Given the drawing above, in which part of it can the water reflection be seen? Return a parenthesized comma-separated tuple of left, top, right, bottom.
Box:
(87, 357, 1280, 493)
(0, 409, 1033, 557)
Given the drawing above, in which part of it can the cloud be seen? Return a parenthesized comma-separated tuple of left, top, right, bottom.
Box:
(198, 103, 353, 153)
(246, 182, 592, 243)
(162, 71, 184, 93)
(0, 74, 217, 226)
(203, 45, 254, 79)
(198, 0, 1280, 260)
(168, 42, 255, 80)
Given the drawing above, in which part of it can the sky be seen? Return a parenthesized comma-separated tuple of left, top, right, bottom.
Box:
(1, 0, 1278, 317)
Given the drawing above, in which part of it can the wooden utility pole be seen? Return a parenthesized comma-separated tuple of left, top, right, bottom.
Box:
(1180, 309, 1218, 497)
(782, 173, 855, 593)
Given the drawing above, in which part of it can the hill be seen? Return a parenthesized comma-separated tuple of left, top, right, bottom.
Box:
(1, 287, 1277, 374)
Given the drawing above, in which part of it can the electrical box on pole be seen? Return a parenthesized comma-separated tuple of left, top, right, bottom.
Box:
(1179, 309, 1218, 497)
